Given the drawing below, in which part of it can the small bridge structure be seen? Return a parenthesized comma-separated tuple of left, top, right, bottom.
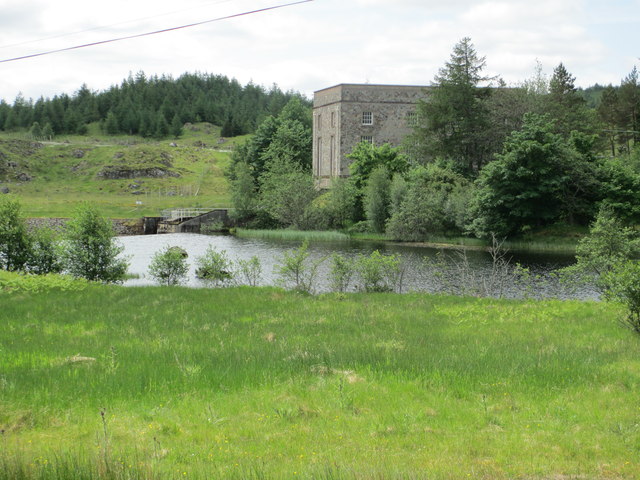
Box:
(145, 208, 232, 234)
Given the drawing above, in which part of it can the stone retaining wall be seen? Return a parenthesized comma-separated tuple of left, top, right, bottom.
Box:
(26, 218, 144, 236)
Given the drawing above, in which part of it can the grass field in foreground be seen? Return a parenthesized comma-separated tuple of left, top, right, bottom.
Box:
(1, 283, 639, 479)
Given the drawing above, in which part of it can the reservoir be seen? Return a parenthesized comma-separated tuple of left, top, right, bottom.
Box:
(118, 233, 596, 299)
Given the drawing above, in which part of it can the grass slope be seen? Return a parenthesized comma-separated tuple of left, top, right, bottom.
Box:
(0, 123, 243, 218)
(0, 282, 638, 479)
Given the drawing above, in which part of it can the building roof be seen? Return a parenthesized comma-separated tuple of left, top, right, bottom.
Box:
(313, 83, 430, 94)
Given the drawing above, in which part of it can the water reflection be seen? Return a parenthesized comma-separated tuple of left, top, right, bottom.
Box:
(117, 233, 596, 299)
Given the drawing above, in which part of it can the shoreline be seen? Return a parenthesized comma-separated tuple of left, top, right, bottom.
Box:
(25, 217, 578, 256)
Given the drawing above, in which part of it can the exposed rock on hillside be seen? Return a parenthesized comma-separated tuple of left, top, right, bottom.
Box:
(97, 149, 180, 180)
(97, 166, 180, 180)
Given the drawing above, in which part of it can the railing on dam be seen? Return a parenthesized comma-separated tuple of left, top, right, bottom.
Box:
(160, 208, 217, 221)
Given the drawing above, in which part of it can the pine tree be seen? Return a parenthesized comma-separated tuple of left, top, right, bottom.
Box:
(154, 112, 170, 138)
(413, 37, 494, 175)
(618, 66, 640, 149)
(170, 114, 183, 138)
(104, 111, 119, 135)
(598, 85, 620, 155)
(546, 63, 597, 137)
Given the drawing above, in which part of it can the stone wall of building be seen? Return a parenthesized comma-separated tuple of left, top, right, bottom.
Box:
(313, 84, 429, 188)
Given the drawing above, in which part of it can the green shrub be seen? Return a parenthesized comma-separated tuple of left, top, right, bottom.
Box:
(561, 206, 640, 292)
(275, 240, 322, 293)
(0, 196, 31, 272)
(602, 260, 640, 333)
(63, 204, 129, 283)
(236, 256, 262, 287)
(28, 227, 63, 275)
(329, 253, 355, 293)
(148, 246, 189, 286)
(195, 246, 233, 287)
(354, 250, 401, 293)
(364, 166, 391, 233)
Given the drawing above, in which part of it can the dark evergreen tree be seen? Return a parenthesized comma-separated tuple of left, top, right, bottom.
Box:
(221, 115, 243, 137)
(154, 112, 170, 138)
(104, 111, 119, 135)
(0, 71, 308, 137)
(412, 37, 494, 175)
(598, 85, 621, 156)
(546, 63, 598, 137)
(618, 66, 640, 150)
(170, 114, 183, 138)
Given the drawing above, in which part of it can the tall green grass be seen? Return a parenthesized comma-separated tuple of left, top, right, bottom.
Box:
(1, 283, 638, 478)
(235, 228, 350, 242)
(388, 234, 578, 255)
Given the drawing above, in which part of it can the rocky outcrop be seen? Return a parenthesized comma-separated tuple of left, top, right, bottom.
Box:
(97, 166, 180, 179)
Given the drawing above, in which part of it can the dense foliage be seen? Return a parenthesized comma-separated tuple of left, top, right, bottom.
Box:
(471, 113, 594, 237)
(0, 196, 32, 271)
(63, 204, 129, 282)
(148, 245, 189, 286)
(0, 71, 308, 138)
(0, 198, 127, 282)
(411, 37, 495, 174)
(227, 97, 315, 228)
(0, 196, 62, 274)
(323, 39, 639, 240)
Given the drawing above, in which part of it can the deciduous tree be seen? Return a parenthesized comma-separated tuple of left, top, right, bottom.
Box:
(470, 113, 584, 237)
(0, 196, 32, 272)
(63, 204, 128, 282)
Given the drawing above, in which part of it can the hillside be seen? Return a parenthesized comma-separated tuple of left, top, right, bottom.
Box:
(0, 122, 240, 218)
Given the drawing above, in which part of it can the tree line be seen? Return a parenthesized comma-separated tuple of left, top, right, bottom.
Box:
(0, 72, 309, 139)
(228, 37, 640, 241)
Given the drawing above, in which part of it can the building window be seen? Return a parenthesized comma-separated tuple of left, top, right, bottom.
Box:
(360, 135, 373, 144)
(330, 135, 335, 176)
(331, 111, 336, 128)
(406, 111, 419, 127)
(317, 114, 322, 131)
(362, 111, 373, 125)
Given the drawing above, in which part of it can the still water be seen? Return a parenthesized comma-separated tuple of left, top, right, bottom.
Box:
(117, 233, 596, 299)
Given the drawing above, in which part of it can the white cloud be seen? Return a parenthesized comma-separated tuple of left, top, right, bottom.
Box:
(0, 0, 636, 101)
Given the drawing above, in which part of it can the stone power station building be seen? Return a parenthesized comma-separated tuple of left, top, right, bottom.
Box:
(312, 83, 429, 188)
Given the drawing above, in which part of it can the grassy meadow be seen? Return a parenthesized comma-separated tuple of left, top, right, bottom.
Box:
(0, 123, 242, 218)
(1, 278, 639, 479)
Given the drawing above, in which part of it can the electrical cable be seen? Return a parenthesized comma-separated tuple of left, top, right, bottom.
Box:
(0, 0, 236, 50)
(0, 0, 313, 64)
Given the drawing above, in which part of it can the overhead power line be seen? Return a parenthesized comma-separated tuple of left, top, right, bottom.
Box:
(0, 0, 313, 64)
(0, 0, 236, 51)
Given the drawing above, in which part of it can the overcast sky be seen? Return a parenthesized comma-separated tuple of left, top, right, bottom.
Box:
(0, 0, 638, 102)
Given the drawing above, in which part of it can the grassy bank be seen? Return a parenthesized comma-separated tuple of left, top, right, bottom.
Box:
(1, 279, 638, 479)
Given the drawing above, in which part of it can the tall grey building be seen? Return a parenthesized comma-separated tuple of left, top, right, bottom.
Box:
(312, 83, 429, 188)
